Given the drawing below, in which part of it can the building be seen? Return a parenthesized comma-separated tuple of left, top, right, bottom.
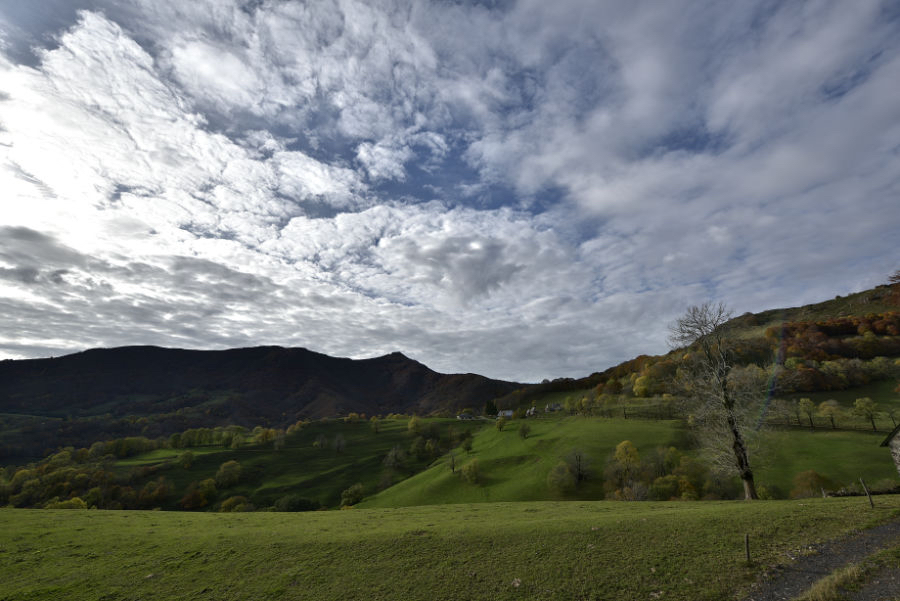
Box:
(880, 423, 900, 477)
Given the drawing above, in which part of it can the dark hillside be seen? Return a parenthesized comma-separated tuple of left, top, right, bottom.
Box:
(0, 346, 521, 460)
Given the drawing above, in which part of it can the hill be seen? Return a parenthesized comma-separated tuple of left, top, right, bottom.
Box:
(493, 284, 900, 411)
(0, 346, 521, 460)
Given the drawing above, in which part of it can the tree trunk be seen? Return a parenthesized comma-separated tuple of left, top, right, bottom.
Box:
(829, 415, 835, 429)
(870, 416, 876, 431)
(807, 415, 814, 430)
(727, 409, 758, 500)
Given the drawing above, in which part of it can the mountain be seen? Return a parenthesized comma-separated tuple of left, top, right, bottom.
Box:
(0, 345, 523, 461)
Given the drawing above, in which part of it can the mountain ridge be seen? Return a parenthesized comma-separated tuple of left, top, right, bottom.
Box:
(0, 344, 523, 460)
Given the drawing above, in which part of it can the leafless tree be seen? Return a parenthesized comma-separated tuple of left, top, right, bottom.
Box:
(669, 302, 761, 500)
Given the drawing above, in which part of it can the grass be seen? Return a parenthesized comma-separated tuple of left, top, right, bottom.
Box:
(117, 418, 485, 508)
(2, 497, 899, 601)
(754, 428, 900, 493)
(361, 416, 687, 507)
(792, 563, 864, 601)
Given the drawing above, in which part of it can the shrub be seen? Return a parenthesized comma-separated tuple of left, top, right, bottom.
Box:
(518, 423, 531, 439)
(181, 479, 217, 510)
(215, 460, 242, 488)
(274, 494, 320, 512)
(790, 470, 833, 499)
(547, 461, 576, 493)
(461, 459, 480, 484)
(45, 496, 87, 509)
(219, 496, 254, 512)
(340, 483, 364, 507)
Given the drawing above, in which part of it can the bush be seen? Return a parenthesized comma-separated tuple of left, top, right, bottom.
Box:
(44, 496, 87, 509)
(546, 461, 576, 493)
(790, 470, 833, 499)
(461, 459, 480, 484)
(274, 494, 320, 512)
(340, 483, 364, 507)
(219, 495, 254, 512)
(181, 479, 217, 510)
(518, 423, 531, 439)
(215, 460, 242, 488)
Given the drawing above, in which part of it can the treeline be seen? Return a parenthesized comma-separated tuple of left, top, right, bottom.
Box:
(769, 313, 900, 361)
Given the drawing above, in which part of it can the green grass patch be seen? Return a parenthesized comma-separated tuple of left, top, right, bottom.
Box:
(755, 429, 899, 494)
(118, 418, 485, 509)
(362, 417, 686, 507)
(2, 497, 899, 601)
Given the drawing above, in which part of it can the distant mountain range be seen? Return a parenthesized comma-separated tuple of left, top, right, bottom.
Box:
(0, 346, 523, 460)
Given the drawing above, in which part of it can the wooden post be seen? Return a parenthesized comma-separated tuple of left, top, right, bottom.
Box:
(820, 487, 827, 499)
(860, 478, 874, 508)
(745, 533, 750, 562)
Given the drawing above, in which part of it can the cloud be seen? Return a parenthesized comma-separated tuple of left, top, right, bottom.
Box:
(0, 1, 898, 382)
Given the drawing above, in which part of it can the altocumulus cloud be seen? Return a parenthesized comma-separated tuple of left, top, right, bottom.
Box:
(0, 0, 898, 382)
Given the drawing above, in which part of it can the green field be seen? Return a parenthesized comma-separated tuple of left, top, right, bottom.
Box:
(104, 415, 900, 510)
(362, 417, 686, 507)
(2, 497, 899, 601)
(361, 416, 898, 507)
(115, 418, 485, 509)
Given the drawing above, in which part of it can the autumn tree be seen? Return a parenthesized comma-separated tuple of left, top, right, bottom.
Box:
(370, 416, 380, 434)
(817, 400, 842, 429)
(798, 398, 816, 429)
(853, 397, 879, 431)
(669, 302, 761, 500)
(495, 417, 506, 431)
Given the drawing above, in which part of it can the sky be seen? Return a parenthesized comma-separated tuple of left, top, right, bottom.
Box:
(0, 0, 898, 383)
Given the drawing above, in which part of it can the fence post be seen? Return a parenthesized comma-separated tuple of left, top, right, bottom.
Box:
(860, 478, 874, 508)
(745, 533, 750, 562)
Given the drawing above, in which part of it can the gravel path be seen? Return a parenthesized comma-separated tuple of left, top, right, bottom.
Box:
(740, 518, 900, 601)
(846, 563, 900, 601)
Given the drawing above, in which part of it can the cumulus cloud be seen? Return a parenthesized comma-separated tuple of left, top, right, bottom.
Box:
(0, 1, 898, 382)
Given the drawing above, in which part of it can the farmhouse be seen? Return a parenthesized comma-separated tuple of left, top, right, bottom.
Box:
(881, 423, 900, 477)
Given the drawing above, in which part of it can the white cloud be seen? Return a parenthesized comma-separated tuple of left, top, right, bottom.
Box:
(0, 1, 898, 382)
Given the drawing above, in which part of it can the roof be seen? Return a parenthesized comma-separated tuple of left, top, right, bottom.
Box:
(880, 423, 900, 447)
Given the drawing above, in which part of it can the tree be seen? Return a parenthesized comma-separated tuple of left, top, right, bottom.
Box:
(333, 433, 346, 453)
(853, 397, 879, 431)
(564, 448, 591, 485)
(370, 416, 380, 434)
(669, 302, 760, 500)
(798, 398, 816, 429)
(518, 423, 531, 439)
(484, 399, 498, 416)
(341, 483, 364, 507)
(817, 400, 842, 429)
(215, 460, 242, 488)
(495, 417, 506, 431)
(407, 416, 422, 435)
(546, 461, 576, 493)
(461, 459, 480, 484)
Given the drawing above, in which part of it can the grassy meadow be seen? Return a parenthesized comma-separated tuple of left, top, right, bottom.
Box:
(361, 416, 898, 508)
(116, 418, 485, 509)
(2, 497, 899, 601)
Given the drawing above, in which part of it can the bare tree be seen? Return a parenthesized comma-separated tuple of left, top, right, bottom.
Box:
(669, 302, 761, 500)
